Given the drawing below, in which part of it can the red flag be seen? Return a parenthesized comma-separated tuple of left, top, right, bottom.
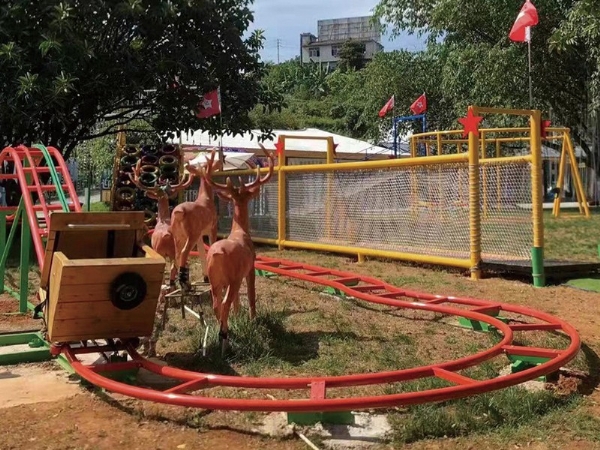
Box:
(378, 95, 395, 118)
(509, 0, 538, 42)
(410, 93, 427, 115)
(197, 88, 221, 119)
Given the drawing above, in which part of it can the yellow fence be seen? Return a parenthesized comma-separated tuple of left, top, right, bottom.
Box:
(212, 107, 590, 287)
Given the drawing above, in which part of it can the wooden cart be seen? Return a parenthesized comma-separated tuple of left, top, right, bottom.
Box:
(39, 211, 166, 343)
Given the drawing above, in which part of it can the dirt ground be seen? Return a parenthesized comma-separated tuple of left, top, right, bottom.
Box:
(2, 248, 600, 449)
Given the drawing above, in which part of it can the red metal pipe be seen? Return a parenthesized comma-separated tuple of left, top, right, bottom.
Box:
(0, 147, 46, 266)
(47, 146, 82, 213)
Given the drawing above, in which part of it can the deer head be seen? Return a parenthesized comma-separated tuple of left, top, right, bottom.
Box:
(201, 145, 274, 204)
(129, 161, 193, 200)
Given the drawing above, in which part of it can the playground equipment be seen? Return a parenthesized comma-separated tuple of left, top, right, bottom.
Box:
(392, 112, 427, 157)
(110, 133, 186, 227)
(0, 144, 81, 313)
(0, 140, 582, 421)
(55, 253, 580, 415)
(211, 107, 599, 286)
(202, 147, 275, 352)
(41, 211, 165, 342)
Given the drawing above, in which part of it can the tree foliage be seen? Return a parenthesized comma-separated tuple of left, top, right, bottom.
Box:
(338, 39, 367, 71)
(0, 0, 281, 156)
(251, 0, 600, 167)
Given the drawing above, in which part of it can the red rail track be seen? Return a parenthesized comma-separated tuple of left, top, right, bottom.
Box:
(59, 253, 580, 412)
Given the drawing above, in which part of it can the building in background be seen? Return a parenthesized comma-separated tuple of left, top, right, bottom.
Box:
(300, 16, 384, 69)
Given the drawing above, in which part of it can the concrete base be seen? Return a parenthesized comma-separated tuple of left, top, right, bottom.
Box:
(257, 412, 392, 449)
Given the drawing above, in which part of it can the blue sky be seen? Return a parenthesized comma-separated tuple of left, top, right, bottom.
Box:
(248, 0, 427, 63)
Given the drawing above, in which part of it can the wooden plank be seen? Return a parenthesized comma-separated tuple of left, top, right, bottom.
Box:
(142, 245, 164, 260)
(52, 281, 163, 304)
(58, 258, 165, 286)
(48, 211, 145, 231)
(47, 253, 67, 338)
(53, 295, 159, 321)
(55, 230, 109, 259)
(49, 317, 155, 342)
(49, 329, 152, 342)
(41, 211, 146, 288)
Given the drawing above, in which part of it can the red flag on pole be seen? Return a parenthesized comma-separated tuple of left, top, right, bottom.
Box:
(197, 88, 221, 118)
(509, 0, 538, 42)
(410, 93, 427, 115)
(378, 95, 395, 118)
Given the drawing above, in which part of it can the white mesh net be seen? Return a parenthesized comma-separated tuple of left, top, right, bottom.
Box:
(479, 161, 533, 261)
(286, 164, 472, 259)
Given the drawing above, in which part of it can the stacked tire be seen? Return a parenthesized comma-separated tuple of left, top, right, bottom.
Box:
(113, 144, 182, 228)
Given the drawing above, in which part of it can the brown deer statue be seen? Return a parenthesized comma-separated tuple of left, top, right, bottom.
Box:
(201, 146, 274, 354)
(129, 161, 193, 286)
(170, 153, 223, 290)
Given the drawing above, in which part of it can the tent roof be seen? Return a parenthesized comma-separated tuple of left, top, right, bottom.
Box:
(172, 128, 394, 157)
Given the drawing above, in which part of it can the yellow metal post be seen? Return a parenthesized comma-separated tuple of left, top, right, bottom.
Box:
(496, 140, 502, 210)
(277, 136, 287, 250)
(565, 134, 590, 217)
(325, 137, 334, 240)
(481, 134, 488, 218)
(553, 138, 567, 217)
(467, 107, 482, 281)
(530, 110, 545, 287)
(436, 133, 442, 155)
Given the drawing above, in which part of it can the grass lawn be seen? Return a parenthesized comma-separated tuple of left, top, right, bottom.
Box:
(2, 202, 599, 448)
(544, 209, 600, 261)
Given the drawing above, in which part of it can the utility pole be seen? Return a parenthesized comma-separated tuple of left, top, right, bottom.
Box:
(276, 39, 281, 63)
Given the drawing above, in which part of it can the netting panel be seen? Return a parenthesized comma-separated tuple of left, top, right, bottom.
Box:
(286, 164, 473, 259)
(479, 161, 532, 261)
(214, 174, 279, 239)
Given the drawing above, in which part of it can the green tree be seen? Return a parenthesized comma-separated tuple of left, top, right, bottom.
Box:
(374, 0, 595, 158)
(0, 0, 282, 157)
(338, 39, 367, 71)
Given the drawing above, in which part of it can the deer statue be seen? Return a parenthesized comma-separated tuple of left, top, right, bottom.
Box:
(170, 153, 223, 290)
(201, 146, 274, 354)
(129, 161, 193, 356)
(129, 161, 193, 285)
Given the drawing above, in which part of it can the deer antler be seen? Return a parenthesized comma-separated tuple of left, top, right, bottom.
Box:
(169, 171, 194, 193)
(128, 161, 160, 195)
(201, 150, 237, 198)
(244, 144, 274, 190)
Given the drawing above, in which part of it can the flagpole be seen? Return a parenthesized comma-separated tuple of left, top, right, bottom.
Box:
(527, 27, 533, 108)
(217, 86, 224, 165)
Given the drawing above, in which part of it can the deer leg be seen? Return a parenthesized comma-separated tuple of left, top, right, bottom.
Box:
(219, 283, 239, 356)
(209, 222, 218, 246)
(177, 237, 195, 290)
(211, 285, 225, 322)
(196, 239, 209, 283)
(246, 269, 257, 320)
(219, 294, 235, 357)
(169, 260, 177, 288)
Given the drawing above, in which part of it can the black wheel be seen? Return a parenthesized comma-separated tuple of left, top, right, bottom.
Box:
(110, 272, 147, 310)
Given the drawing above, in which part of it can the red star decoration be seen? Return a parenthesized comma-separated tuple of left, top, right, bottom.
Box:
(457, 107, 484, 138)
(540, 120, 551, 139)
(333, 142, 338, 156)
(274, 140, 284, 157)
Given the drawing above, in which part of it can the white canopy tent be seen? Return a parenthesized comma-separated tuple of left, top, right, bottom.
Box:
(171, 128, 394, 159)
(187, 151, 256, 171)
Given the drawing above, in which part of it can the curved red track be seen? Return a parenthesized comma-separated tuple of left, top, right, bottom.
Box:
(60, 253, 581, 412)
